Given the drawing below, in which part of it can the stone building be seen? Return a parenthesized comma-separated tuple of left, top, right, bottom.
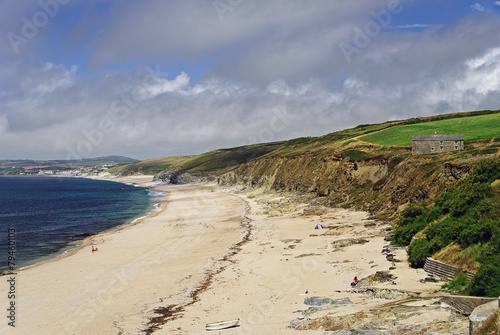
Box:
(412, 134, 464, 155)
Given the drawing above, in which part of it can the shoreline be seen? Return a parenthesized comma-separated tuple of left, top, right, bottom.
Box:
(15, 190, 167, 273)
(0, 177, 468, 334)
(0, 175, 164, 273)
(2, 177, 249, 334)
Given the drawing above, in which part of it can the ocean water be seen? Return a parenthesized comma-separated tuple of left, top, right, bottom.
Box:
(0, 176, 163, 271)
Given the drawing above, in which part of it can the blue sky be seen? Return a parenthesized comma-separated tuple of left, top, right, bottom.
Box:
(1, 0, 500, 160)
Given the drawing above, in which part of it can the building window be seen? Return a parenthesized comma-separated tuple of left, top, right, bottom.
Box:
(431, 147, 435, 152)
(440, 141, 444, 145)
(454, 146, 458, 150)
(440, 146, 444, 150)
(454, 140, 459, 144)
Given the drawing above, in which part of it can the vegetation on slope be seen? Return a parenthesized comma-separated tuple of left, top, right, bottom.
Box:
(392, 158, 500, 296)
(107, 156, 191, 175)
(360, 111, 500, 146)
(175, 142, 284, 173)
(111, 110, 499, 176)
(108, 143, 284, 176)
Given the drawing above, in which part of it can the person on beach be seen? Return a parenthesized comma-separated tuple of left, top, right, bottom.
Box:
(92, 246, 98, 252)
(351, 276, 360, 287)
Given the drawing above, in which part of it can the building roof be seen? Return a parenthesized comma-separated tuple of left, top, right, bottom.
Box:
(412, 134, 464, 141)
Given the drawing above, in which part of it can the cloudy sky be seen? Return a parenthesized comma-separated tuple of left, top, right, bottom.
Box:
(1, 0, 500, 160)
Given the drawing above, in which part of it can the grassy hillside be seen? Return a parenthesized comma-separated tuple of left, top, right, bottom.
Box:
(107, 156, 191, 175)
(360, 112, 500, 146)
(110, 110, 499, 177)
(108, 142, 284, 176)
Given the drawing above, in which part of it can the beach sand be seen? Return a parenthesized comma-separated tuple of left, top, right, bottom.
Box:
(1, 176, 459, 335)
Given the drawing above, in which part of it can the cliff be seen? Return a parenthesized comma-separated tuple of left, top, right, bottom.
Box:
(116, 110, 499, 220)
(217, 149, 490, 219)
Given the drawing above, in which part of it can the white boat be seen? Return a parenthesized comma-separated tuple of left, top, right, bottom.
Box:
(205, 318, 239, 331)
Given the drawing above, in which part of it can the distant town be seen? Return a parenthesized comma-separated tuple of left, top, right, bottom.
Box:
(0, 156, 138, 176)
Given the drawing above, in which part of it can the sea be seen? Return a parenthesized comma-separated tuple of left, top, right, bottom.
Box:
(0, 176, 164, 271)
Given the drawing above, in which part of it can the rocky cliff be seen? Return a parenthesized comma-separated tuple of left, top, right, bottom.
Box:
(217, 151, 488, 219)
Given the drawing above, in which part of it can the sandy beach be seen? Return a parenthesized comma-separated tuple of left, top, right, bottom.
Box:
(1, 176, 465, 335)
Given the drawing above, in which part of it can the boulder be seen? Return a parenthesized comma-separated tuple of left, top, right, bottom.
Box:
(304, 296, 353, 306)
(469, 300, 498, 334)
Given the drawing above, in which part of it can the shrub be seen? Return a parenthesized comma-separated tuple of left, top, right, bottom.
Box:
(469, 260, 500, 297)
(469, 158, 500, 184)
(392, 203, 441, 246)
(458, 218, 494, 248)
(408, 238, 432, 268)
(344, 149, 369, 161)
(442, 273, 470, 294)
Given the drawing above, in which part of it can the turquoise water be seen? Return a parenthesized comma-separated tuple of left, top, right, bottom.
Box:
(0, 176, 163, 271)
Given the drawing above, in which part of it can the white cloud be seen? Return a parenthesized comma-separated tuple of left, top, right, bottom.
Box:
(1, 50, 500, 160)
(34, 63, 77, 94)
(0, 114, 8, 136)
(1, 2, 500, 159)
(461, 47, 500, 94)
(135, 72, 190, 100)
(388, 24, 438, 29)
(471, 3, 485, 11)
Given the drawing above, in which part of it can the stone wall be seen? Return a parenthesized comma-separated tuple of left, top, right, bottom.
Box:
(423, 258, 474, 280)
(442, 295, 497, 316)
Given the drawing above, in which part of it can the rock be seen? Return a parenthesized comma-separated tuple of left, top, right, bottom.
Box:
(351, 287, 419, 300)
(295, 253, 322, 258)
(297, 297, 355, 317)
(289, 302, 468, 333)
(355, 271, 396, 287)
(331, 326, 389, 334)
(301, 206, 327, 216)
(421, 276, 440, 283)
(153, 169, 183, 184)
(332, 238, 369, 248)
(304, 296, 353, 306)
(469, 300, 498, 334)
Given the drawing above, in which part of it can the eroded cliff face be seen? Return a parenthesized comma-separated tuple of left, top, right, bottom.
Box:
(218, 153, 477, 218)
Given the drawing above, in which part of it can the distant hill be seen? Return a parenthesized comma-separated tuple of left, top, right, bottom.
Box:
(86, 155, 139, 164)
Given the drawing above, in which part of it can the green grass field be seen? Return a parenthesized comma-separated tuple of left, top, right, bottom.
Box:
(360, 113, 500, 146)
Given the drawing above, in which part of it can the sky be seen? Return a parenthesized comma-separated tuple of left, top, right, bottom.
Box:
(1, 0, 500, 160)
